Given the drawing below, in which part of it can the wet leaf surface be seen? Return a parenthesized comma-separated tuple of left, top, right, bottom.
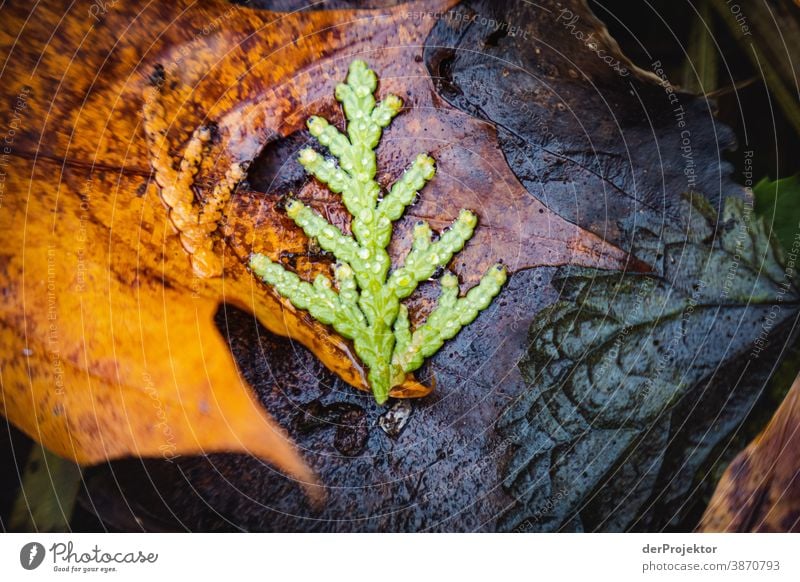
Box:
(0, 0, 631, 474)
(2, 0, 797, 531)
(499, 196, 798, 531)
(424, 0, 740, 250)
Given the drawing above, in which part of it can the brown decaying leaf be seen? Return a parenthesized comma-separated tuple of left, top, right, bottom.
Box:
(699, 373, 800, 532)
(0, 0, 636, 479)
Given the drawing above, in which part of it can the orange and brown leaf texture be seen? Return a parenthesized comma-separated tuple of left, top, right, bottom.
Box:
(700, 373, 800, 532)
(0, 0, 637, 483)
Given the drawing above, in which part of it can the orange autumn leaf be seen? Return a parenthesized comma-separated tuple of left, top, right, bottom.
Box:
(0, 158, 327, 498)
(0, 0, 637, 482)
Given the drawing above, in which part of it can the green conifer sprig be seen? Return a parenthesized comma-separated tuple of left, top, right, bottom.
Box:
(250, 60, 507, 404)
